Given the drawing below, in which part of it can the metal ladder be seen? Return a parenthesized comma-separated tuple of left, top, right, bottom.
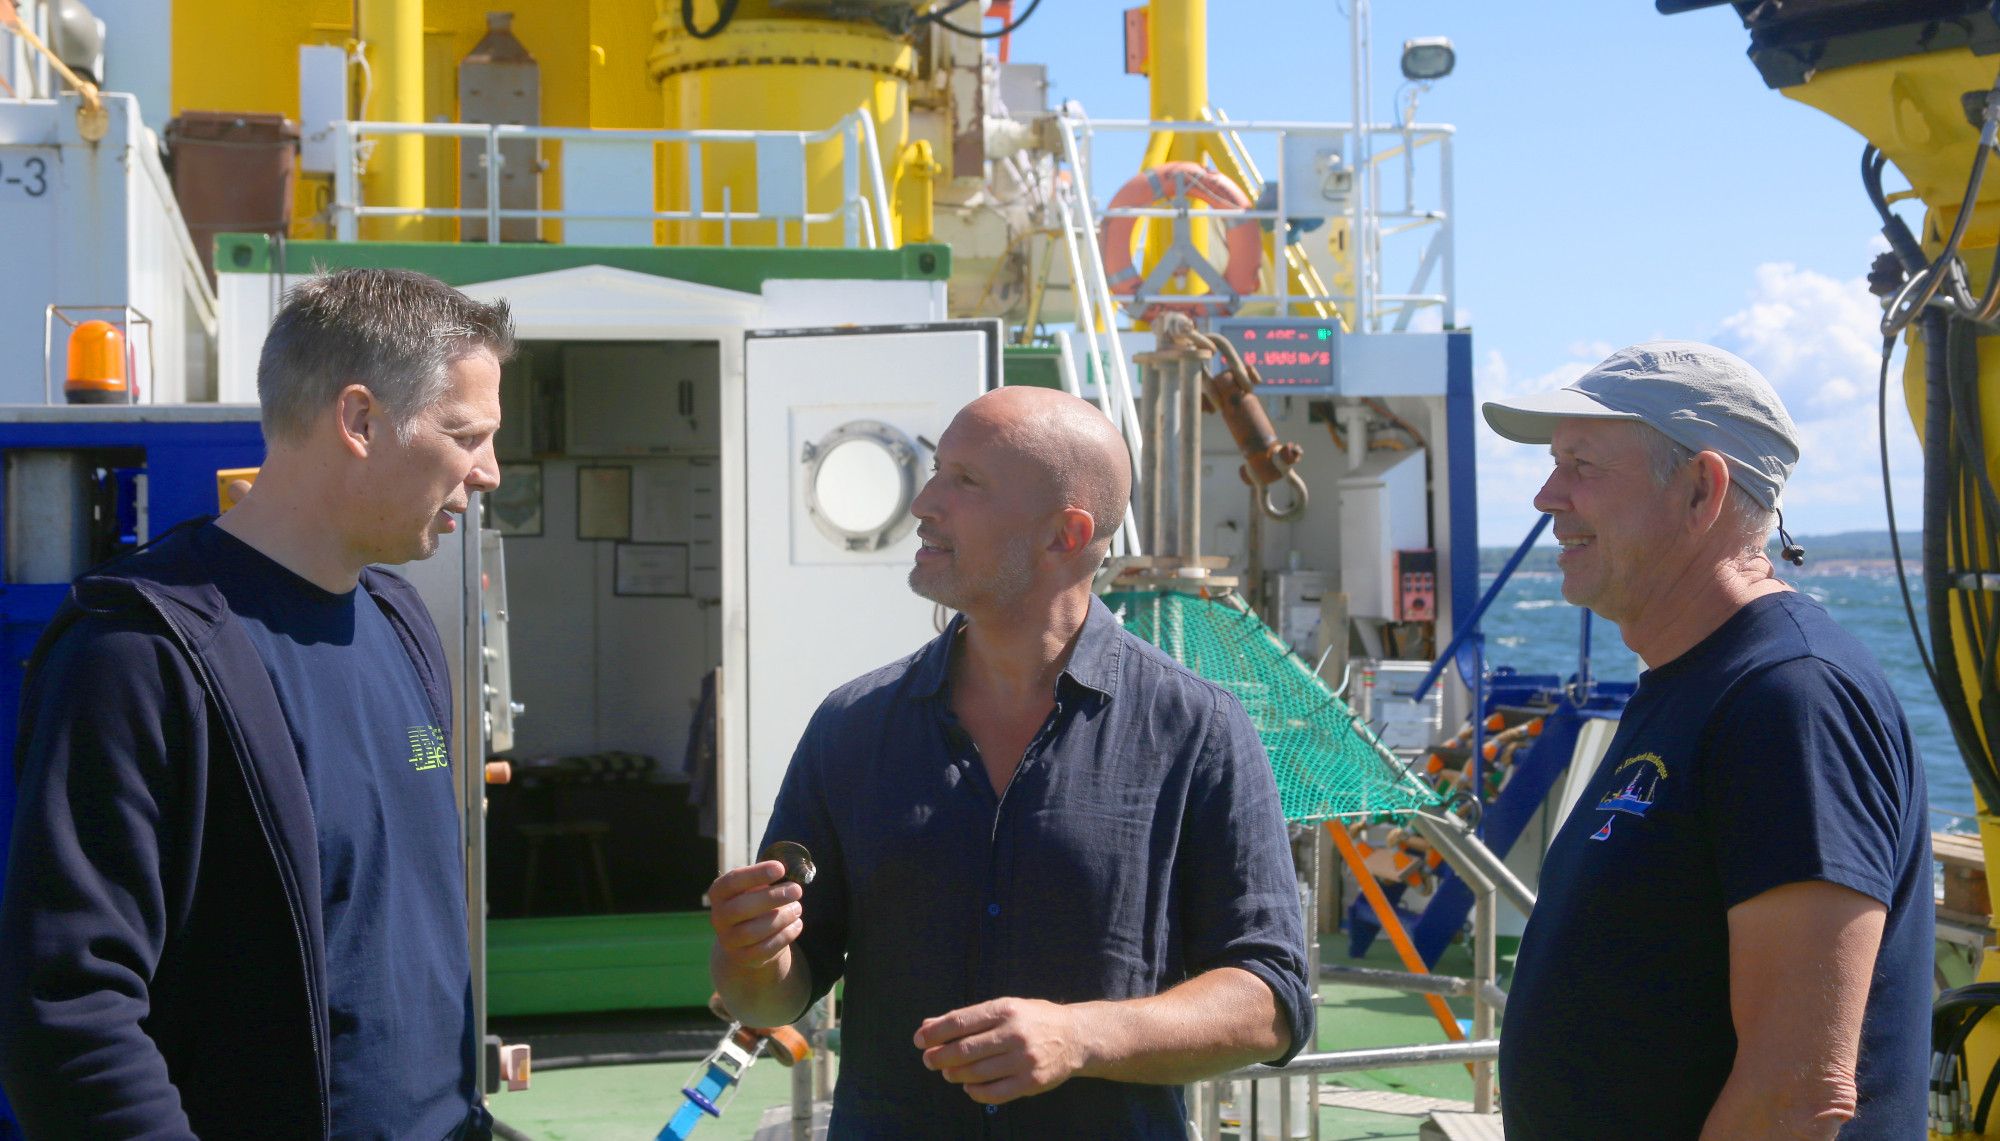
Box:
(1051, 103, 1146, 558)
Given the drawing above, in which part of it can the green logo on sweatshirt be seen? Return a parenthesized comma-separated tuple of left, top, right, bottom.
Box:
(406, 725, 449, 772)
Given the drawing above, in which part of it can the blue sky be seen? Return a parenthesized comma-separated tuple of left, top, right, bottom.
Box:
(1010, 2, 1919, 544)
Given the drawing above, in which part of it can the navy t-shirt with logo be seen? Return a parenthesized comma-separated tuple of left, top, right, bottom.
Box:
(201, 524, 478, 1140)
(1500, 592, 1929, 1138)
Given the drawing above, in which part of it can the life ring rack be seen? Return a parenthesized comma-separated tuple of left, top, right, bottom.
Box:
(1099, 161, 1262, 321)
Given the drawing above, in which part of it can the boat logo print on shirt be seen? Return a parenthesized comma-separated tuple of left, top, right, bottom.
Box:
(1590, 752, 1667, 841)
(406, 725, 449, 772)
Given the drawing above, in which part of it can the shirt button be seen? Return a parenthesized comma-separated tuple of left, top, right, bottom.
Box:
(986, 903, 1000, 917)
(986, 1105, 999, 1115)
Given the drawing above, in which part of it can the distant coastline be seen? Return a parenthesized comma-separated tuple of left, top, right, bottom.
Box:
(1477, 559, 1970, 817)
(1788, 559, 1923, 577)
(1480, 529, 1923, 576)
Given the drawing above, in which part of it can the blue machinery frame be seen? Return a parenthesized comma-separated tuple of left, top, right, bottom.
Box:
(0, 415, 265, 1138)
(1446, 329, 1480, 653)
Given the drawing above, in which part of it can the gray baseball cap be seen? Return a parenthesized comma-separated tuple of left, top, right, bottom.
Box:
(1481, 340, 1800, 511)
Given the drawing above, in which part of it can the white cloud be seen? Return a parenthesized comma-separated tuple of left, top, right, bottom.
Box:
(1708, 262, 1918, 538)
(1474, 262, 1922, 543)
(1810, 378, 1858, 408)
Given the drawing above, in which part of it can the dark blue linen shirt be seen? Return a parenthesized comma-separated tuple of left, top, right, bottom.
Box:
(1501, 593, 1929, 1138)
(762, 595, 1312, 1139)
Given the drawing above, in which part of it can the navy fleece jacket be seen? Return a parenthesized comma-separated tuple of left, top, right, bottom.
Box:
(0, 522, 461, 1140)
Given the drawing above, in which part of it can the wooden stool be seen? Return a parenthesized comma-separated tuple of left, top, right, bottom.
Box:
(520, 819, 616, 915)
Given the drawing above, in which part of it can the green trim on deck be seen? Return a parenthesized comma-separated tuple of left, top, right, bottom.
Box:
(488, 911, 715, 1017)
(1001, 345, 1064, 390)
(212, 235, 950, 290)
(486, 934, 1499, 1140)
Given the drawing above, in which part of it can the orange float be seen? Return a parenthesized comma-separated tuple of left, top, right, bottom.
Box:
(1099, 161, 1261, 320)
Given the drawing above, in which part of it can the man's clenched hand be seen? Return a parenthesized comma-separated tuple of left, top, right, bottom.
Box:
(914, 997, 1093, 1105)
(708, 861, 802, 970)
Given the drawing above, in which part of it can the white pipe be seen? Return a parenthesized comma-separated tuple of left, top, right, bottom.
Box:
(1412, 810, 1538, 914)
(1055, 193, 1124, 432)
(1217, 1039, 1500, 1081)
(1337, 403, 1369, 471)
(1350, 0, 1374, 331)
(857, 112, 896, 248)
(1056, 107, 1143, 466)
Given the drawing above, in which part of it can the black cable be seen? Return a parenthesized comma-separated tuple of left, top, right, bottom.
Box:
(1965, 74, 2000, 320)
(1934, 328, 2000, 809)
(1943, 322, 1997, 707)
(1896, 140, 1992, 331)
(1950, 326, 2000, 716)
(1958, 460, 1998, 706)
(1944, 317, 2000, 803)
(680, 0, 740, 40)
(934, 0, 1043, 39)
(1921, 312, 2000, 812)
(1942, 996, 2000, 1117)
(1878, 123, 2000, 818)
(1960, 390, 2000, 714)
(1933, 987, 2000, 1086)
(1880, 333, 1940, 692)
(1946, 318, 2000, 557)
(1950, 460, 1983, 722)
(1863, 146, 1927, 275)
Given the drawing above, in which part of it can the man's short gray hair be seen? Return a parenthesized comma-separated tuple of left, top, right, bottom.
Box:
(257, 268, 515, 445)
(1638, 424, 1776, 553)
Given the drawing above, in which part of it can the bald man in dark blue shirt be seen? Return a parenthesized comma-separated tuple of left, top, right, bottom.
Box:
(708, 386, 1312, 1138)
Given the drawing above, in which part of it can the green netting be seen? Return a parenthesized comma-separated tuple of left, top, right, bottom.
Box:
(1103, 589, 1447, 823)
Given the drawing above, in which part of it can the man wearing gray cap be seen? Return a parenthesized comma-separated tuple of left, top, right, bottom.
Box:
(1485, 342, 1928, 1139)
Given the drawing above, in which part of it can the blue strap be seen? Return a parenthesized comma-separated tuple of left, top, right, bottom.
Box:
(654, 1059, 738, 1139)
(655, 1100, 709, 1141)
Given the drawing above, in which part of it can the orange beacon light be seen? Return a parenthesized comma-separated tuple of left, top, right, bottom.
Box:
(64, 320, 131, 404)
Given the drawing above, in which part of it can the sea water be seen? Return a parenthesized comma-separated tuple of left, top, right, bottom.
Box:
(1478, 570, 1972, 822)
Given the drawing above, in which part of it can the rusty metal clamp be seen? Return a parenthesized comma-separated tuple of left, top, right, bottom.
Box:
(1155, 313, 1311, 523)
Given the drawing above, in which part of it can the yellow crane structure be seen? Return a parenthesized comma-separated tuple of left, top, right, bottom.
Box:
(165, 0, 945, 246)
(147, 0, 1337, 323)
(1125, 0, 1342, 323)
(1662, 4, 2000, 1136)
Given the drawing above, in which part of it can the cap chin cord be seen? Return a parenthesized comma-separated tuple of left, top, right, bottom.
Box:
(1775, 509, 1806, 567)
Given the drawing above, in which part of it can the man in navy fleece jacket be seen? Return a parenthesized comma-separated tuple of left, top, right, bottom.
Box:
(0, 268, 511, 1140)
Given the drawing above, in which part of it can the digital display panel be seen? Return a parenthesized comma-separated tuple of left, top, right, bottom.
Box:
(1211, 318, 1342, 394)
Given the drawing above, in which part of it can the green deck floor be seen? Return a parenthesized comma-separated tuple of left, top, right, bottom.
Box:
(487, 936, 1507, 1140)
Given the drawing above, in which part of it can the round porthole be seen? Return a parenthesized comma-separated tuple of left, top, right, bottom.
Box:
(803, 420, 922, 552)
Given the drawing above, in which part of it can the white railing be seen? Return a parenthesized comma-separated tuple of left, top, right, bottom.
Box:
(1050, 114, 1145, 559)
(328, 111, 896, 249)
(1056, 110, 1456, 334)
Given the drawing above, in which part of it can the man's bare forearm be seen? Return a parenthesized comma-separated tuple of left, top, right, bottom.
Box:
(1699, 1068, 1854, 1141)
(1697, 881, 1882, 1141)
(1069, 966, 1290, 1085)
(710, 944, 813, 1030)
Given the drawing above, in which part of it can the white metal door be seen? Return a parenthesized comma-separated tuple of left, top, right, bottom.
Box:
(740, 322, 997, 862)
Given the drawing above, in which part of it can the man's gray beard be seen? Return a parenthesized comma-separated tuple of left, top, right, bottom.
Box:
(907, 534, 1036, 612)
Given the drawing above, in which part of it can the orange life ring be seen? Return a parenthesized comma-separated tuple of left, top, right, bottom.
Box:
(1099, 161, 1262, 320)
